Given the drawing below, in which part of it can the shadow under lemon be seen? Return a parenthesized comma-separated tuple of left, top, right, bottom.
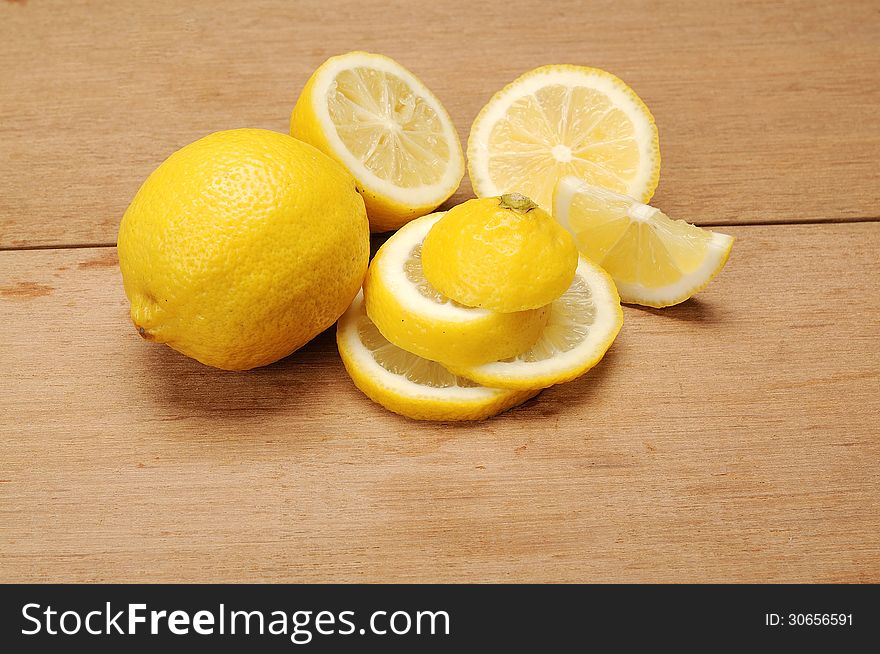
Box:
(124, 294, 622, 429)
(130, 323, 344, 422)
(629, 297, 724, 324)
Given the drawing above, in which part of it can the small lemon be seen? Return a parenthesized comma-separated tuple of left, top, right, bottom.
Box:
(117, 128, 369, 370)
(420, 194, 579, 312)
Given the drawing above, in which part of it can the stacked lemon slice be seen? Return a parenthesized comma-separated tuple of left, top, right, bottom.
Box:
(338, 197, 624, 421)
(337, 292, 540, 422)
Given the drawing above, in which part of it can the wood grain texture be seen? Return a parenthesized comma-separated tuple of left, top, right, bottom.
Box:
(1, 223, 878, 583)
(1, 0, 879, 247)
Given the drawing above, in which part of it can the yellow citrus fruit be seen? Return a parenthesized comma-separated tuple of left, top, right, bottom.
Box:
(291, 51, 464, 232)
(468, 64, 660, 211)
(117, 128, 369, 370)
(364, 212, 549, 367)
(449, 257, 623, 390)
(420, 194, 578, 312)
(553, 176, 734, 307)
(338, 292, 539, 421)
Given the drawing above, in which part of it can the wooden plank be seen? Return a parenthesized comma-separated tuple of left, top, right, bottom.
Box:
(1, 0, 878, 248)
(1, 223, 878, 582)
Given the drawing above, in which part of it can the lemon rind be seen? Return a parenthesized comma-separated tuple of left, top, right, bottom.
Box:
(420, 196, 580, 313)
(370, 213, 490, 323)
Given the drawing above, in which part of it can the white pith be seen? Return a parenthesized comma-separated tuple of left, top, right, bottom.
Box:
(309, 52, 464, 206)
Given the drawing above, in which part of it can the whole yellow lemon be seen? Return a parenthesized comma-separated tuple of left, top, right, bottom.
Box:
(117, 128, 369, 370)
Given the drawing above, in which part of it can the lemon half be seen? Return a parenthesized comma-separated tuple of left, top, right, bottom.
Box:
(291, 51, 464, 232)
(364, 212, 549, 367)
(468, 64, 660, 211)
(554, 176, 734, 308)
(338, 292, 539, 421)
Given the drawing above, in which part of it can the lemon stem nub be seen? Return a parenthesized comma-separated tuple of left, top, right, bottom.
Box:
(499, 193, 538, 214)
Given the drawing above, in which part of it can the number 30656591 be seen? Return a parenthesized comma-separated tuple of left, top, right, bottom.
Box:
(766, 613, 853, 626)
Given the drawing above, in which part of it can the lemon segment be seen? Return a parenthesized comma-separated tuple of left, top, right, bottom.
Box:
(338, 292, 539, 421)
(291, 51, 464, 232)
(449, 257, 623, 390)
(553, 176, 734, 307)
(364, 212, 549, 367)
(467, 65, 660, 211)
(420, 195, 578, 312)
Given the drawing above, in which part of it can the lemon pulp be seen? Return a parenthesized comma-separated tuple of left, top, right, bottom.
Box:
(291, 51, 464, 231)
(328, 67, 450, 188)
(468, 65, 660, 211)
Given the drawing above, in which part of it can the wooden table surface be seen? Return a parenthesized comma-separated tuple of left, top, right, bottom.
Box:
(1, 0, 878, 583)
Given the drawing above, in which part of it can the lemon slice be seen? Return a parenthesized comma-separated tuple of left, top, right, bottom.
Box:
(364, 212, 549, 367)
(467, 64, 660, 211)
(291, 51, 465, 232)
(338, 292, 539, 421)
(449, 257, 623, 390)
(554, 176, 734, 308)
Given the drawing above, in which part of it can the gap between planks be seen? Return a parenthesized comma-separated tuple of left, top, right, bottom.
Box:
(2, 216, 880, 253)
(0, 242, 118, 253)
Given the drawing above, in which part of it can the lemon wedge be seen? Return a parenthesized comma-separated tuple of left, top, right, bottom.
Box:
(467, 64, 660, 211)
(337, 292, 539, 421)
(364, 212, 549, 367)
(554, 176, 734, 308)
(291, 51, 464, 232)
(449, 257, 623, 390)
